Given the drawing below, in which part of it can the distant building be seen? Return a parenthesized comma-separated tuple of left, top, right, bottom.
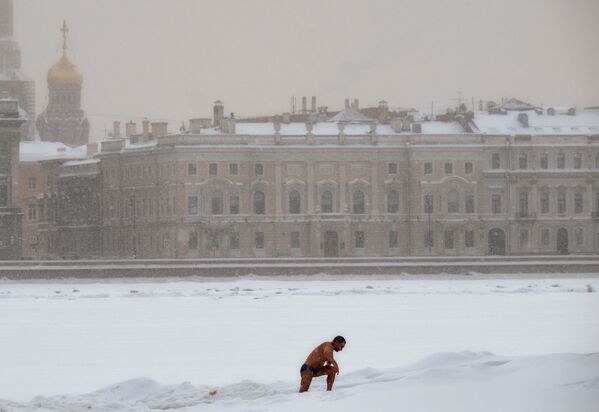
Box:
(36, 21, 89, 147)
(19, 99, 599, 259)
(0, 0, 36, 140)
(18, 141, 88, 258)
(0, 97, 26, 259)
(91, 101, 599, 259)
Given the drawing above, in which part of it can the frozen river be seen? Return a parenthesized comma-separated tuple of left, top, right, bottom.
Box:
(0, 274, 598, 411)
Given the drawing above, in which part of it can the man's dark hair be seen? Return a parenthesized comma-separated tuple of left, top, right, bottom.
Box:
(333, 336, 346, 344)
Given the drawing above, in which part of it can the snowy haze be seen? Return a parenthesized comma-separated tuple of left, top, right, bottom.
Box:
(14, 0, 599, 139)
(0, 275, 598, 411)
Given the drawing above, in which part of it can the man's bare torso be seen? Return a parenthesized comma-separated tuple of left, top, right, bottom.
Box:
(304, 342, 334, 369)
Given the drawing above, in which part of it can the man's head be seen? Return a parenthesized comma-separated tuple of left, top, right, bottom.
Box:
(332, 335, 346, 352)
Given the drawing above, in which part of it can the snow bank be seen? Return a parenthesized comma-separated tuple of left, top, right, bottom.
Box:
(1, 352, 597, 411)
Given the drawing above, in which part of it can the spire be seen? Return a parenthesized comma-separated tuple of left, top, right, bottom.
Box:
(61, 20, 69, 52)
(0, 0, 14, 38)
(47, 20, 83, 85)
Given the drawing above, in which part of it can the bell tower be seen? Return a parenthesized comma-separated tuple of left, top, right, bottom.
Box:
(0, 0, 36, 140)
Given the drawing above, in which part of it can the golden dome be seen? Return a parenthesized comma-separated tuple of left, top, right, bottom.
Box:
(47, 51, 83, 85)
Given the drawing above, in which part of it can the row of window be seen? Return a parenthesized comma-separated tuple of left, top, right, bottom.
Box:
(186, 229, 480, 252)
(423, 192, 475, 214)
(187, 189, 599, 216)
(189, 161, 476, 178)
(111, 163, 177, 182)
(423, 161, 473, 175)
(189, 230, 376, 251)
(49, 94, 80, 105)
(106, 153, 599, 186)
(187, 189, 401, 215)
(516, 191, 598, 215)
(521, 227, 587, 247)
(492, 152, 599, 170)
(188, 162, 264, 177)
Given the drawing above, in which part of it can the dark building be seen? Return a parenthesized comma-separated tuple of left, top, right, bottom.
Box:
(0, 0, 36, 140)
(0, 97, 26, 259)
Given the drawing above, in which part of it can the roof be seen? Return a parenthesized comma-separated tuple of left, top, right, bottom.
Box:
(19, 141, 89, 162)
(500, 98, 540, 111)
(470, 109, 599, 135)
(327, 107, 373, 123)
(419, 121, 465, 134)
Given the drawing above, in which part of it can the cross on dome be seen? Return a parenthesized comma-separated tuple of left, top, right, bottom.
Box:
(61, 20, 69, 51)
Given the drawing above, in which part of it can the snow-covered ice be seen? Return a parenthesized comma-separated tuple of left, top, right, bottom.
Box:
(0, 274, 597, 411)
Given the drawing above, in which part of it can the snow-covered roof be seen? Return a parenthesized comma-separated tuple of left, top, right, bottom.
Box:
(327, 107, 373, 123)
(124, 139, 158, 149)
(418, 121, 465, 134)
(0, 69, 32, 82)
(470, 110, 599, 135)
(500, 98, 540, 111)
(19, 141, 89, 162)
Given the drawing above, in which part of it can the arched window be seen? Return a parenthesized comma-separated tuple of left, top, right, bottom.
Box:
(289, 190, 301, 214)
(353, 190, 365, 214)
(448, 190, 459, 213)
(387, 190, 399, 213)
(254, 190, 265, 215)
(211, 191, 223, 215)
(321, 191, 333, 213)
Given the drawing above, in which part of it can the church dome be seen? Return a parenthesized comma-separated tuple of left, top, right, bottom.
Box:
(47, 51, 83, 85)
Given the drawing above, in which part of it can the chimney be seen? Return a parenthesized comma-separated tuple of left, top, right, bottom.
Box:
(302, 96, 307, 114)
(353, 98, 359, 110)
(311, 96, 316, 113)
(213, 100, 224, 127)
(151, 122, 168, 138)
(112, 121, 121, 139)
(273, 115, 282, 134)
(125, 121, 137, 137)
(390, 118, 402, 133)
(345, 98, 350, 109)
(142, 118, 150, 140)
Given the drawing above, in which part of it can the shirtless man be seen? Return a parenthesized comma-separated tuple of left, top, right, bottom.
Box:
(299, 336, 346, 392)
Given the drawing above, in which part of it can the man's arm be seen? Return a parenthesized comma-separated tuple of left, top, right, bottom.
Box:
(324, 345, 339, 374)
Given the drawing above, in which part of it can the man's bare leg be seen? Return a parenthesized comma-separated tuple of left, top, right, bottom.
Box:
(299, 371, 313, 393)
(326, 371, 336, 391)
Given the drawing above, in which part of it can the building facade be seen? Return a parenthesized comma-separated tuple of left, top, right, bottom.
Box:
(87, 103, 599, 259)
(19, 101, 599, 259)
(0, 97, 26, 259)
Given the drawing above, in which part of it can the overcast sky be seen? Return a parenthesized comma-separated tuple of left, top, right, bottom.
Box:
(13, 0, 599, 139)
